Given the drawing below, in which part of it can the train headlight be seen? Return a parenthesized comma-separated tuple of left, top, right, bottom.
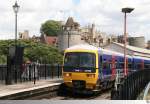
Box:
(63, 73, 72, 77)
(86, 74, 95, 78)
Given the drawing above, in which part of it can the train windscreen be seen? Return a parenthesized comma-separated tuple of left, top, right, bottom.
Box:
(63, 52, 96, 73)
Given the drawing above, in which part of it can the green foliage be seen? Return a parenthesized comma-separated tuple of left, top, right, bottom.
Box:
(0, 55, 6, 64)
(0, 40, 63, 64)
(40, 20, 61, 36)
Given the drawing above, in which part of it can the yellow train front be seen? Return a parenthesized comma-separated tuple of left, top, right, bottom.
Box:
(62, 44, 100, 92)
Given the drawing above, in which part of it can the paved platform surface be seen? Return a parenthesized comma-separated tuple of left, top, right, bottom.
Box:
(0, 78, 63, 98)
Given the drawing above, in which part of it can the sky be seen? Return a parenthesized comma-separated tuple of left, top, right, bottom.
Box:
(0, 0, 150, 41)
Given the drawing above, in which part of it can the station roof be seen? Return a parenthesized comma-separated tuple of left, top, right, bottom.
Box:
(113, 42, 150, 55)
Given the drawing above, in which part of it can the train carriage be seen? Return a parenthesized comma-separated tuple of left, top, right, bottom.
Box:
(62, 44, 150, 92)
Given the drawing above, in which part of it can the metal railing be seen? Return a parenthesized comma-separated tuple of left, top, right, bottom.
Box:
(111, 69, 150, 100)
(0, 65, 7, 84)
(0, 64, 62, 85)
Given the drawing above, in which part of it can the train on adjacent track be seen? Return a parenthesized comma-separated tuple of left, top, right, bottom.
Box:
(62, 44, 150, 92)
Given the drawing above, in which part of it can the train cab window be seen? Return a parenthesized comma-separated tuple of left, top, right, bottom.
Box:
(64, 52, 95, 68)
(64, 52, 96, 72)
(79, 53, 95, 67)
(64, 53, 78, 67)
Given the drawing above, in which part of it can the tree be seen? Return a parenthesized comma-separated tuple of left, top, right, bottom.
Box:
(40, 20, 62, 36)
(0, 40, 63, 64)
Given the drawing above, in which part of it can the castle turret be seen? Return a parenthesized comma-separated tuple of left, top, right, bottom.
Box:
(58, 17, 86, 51)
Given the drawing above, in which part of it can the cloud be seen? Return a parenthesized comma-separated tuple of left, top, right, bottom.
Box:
(0, 0, 150, 41)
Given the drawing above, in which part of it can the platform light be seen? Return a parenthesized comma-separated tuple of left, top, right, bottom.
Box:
(121, 7, 134, 76)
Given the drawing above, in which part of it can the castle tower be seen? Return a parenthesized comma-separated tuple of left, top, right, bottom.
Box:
(19, 30, 29, 40)
(58, 17, 86, 51)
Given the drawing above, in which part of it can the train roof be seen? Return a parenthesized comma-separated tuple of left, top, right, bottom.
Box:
(100, 48, 124, 57)
(65, 44, 150, 61)
(65, 44, 124, 56)
(66, 44, 125, 55)
(65, 44, 98, 51)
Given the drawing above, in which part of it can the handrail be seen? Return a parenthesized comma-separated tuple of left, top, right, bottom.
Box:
(111, 69, 150, 100)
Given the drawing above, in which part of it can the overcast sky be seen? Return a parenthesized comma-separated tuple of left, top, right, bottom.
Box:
(0, 0, 150, 41)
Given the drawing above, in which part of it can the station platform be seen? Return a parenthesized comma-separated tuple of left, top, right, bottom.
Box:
(0, 78, 63, 99)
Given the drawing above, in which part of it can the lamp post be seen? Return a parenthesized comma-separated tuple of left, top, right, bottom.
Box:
(67, 31, 70, 48)
(13, 1, 20, 47)
(68, 31, 69, 48)
(13, 1, 20, 83)
(122, 7, 134, 76)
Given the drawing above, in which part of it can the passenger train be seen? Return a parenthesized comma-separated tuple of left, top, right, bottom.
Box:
(62, 44, 150, 92)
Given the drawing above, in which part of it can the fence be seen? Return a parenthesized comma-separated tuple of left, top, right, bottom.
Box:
(111, 69, 150, 100)
(0, 65, 7, 84)
(0, 64, 62, 85)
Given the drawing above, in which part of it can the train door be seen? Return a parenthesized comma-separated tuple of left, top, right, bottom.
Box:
(98, 54, 103, 80)
(111, 55, 116, 80)
(102, 55, 107, 79)
(101, 54, 111, 80)
(117, 56, 124, 76)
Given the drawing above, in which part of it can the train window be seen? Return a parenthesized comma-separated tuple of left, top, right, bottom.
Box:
(102, 62, 111, 74)
(99, 55, 103, 62)
(64, 52, 96, 72)
(108, 63, 112, 74)
(145, 64, 149, 69)
(119, 63, 124, 69)
(79, 53, 95, 67)
(64, 53, 78, 67)
(103, 62, 110, 69)
(135, 64, 138, 69)
(116, 62, 119, 69)
(137, 64, 142, 69)
(103, 62, 107, 69)
(109, 63, 112, 68)
(103, 59, 106, 61)
(64, 52, 95, 68)
(134, 63, 142, 69)
(128, 64, 132, 69)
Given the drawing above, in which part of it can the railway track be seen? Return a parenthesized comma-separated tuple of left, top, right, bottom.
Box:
(23, 83, 111, 100)
(41, 89, 111, 100)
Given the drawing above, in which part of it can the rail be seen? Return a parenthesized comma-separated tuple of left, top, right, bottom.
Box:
(0, 64, 62, 85)
(111, 69, 150, 100)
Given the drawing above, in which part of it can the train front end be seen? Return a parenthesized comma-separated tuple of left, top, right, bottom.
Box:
(62, 46, 99, 91)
